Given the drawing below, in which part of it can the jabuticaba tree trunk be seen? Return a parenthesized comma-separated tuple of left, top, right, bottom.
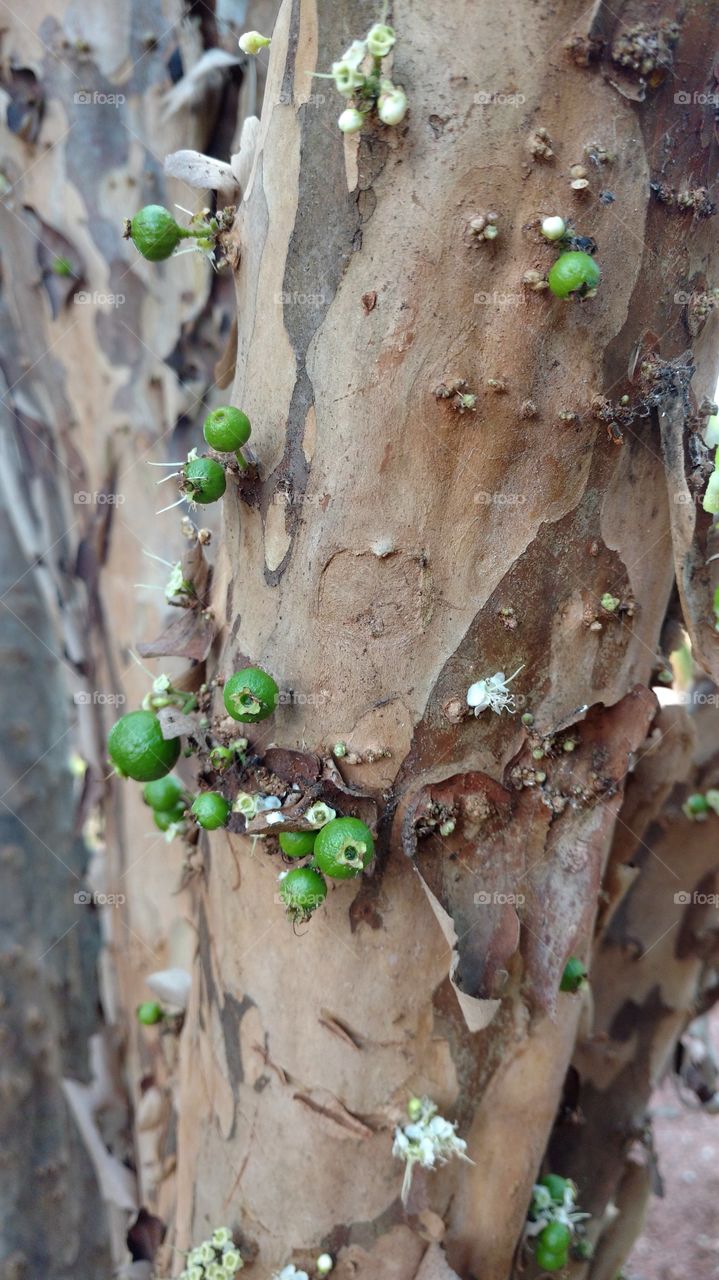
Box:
(168, 2, 719, 1279)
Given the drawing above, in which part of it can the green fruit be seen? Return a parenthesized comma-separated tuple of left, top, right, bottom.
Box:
(142, 775, 185, 811)
(191, 792, 231, 830)
(126, 205, 187, 261)
(224, 667, 279, 722)
(279, 866, 327, 919)
(153, 805, 186, 832)
(540, 1174, 570, 1204)
(547, 251, 601, 298)
(314, 816, 374, 879)
(534, 1243, 567, 1272)
(136, 1001, 164, 1025)
(203, 406, 252, 453)
(560, 956, 587, 993)
(538, 1223, 571, 1254)
(685, 792, 710, 816)
(182, 456, 227, 504)
(108, 710, 181, 782)
(278, 830, 317, 858)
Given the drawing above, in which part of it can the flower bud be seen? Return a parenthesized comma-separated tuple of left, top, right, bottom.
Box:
(367, 23, 396, 57)
(378, 83, 408, 125)
(238, 30, 271, 55)
(338, 107, 364, 134)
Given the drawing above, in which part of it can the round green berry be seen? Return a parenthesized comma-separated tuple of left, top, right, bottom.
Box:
(203, 406, 252, 453)
(142, 775, 185, 811)
(136, 1001, 164, 1025)
(278, 830, 317, 858)
(313, 816, 374, 879)
(224, 667, 279, 722)
(153, 805, 186, 832)
(108, 710, 181, 782)
(540, 1174, 570, 1204)
(560, 956, 588, 993)
(182, 456, 227, 504)
(191, 792, 231, 830)
(125, 205, 187, 261)
(534, 1243, 567, 1272)
(279, 866, 327, 920)
(685, 792, 710, 816)
(547, 251, 601, 298)
(538, 1223, 571, 1254)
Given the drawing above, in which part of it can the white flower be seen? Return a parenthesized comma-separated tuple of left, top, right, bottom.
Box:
(526, 1180, 590, 1238)
(233, 791, 258, 818)
(256, 794, 282, 810)
(541, 215, 566, 241)
(466, 665, 524, 716)
(274, 1268, 309, 1280)
(207, 1265, 226, 1280)
(165, 561, 190, 599)
(265, 812, 285, 825)
(316, 1255, 334, 1276)
(222, 1248, 243, 1273)
(331, 58, 365, 96)
(342, 39, 368, 69)
(198, 1241, 216, 1264)
(377, 83, 408, 125)
(145, 967, 191, 1010)
(211, 1227, 233, 1249)
(239, 31, 271, 55)
(338, 107, 364, 134)
(305, 802, 336, 828)
(392, 1097, 472, 1203)
(366, 23, 395, 57)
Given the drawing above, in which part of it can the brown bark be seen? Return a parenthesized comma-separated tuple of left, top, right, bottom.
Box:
(2, 1, 719, 1278)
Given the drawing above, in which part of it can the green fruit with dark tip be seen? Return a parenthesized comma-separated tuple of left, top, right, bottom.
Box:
(560, 956, 588, 993)
(182, 456, 227, 504)
(108, 710, 181, 782)
(125, 205, 187, 261)
(314, 816, 374, 879)
(224, 667, 279, 722)
(547, 251, 601, 298)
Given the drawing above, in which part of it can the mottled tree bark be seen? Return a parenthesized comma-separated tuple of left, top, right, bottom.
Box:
(2, 1, 718, 1279)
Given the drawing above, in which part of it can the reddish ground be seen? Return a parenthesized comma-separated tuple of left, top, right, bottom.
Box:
(627, 1075, 719, 1279)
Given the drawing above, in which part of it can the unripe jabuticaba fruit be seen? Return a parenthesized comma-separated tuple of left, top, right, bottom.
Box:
(124, 205, 186, 261)
(182, 456, 227, 504)
(108, 710, 181, 781)
(203, 406, 252, 453)
(547, 250, 601, 298)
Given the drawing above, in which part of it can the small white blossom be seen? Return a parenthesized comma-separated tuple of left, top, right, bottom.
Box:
(212, 1228, 234, 1248)
(222, 1249, 243, 1273)
(265, 812, 285, 825)
(541, 215, 566, 241)
(338, 107, 364, 134)
(377, 82, 408, 125)
(305, 802, 336, 828)
(466, 665, 524, 716)
(341, 39, 368, 69)
(331, 58, 365, 96)
(316, 1255, 334, 1276)
(207, 1265, 226, 1280)
(274, 1268, 309, 1280)
(165, 561, 191, 599)
(392, 1097, 472, 1203)
(366, 23, 395, 57)
(239, 31, 271, 55)
(233, 791, 258, 818)
(525, 1180, 590, 1239)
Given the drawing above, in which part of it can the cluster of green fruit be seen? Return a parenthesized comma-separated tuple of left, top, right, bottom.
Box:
(278, 817, 375, 923)
(532, 1175, 581, 1272)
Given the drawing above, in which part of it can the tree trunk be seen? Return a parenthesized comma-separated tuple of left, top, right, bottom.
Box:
(2, 1, 718, 1278)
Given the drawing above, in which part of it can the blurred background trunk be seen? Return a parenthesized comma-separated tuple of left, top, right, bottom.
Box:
(0, 2, 717, 1279)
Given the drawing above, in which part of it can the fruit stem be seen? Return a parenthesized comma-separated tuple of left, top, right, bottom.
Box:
(235, 449, 249, 470)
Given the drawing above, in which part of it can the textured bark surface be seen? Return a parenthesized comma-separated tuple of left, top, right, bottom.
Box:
(2, 1, 718, 1279)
